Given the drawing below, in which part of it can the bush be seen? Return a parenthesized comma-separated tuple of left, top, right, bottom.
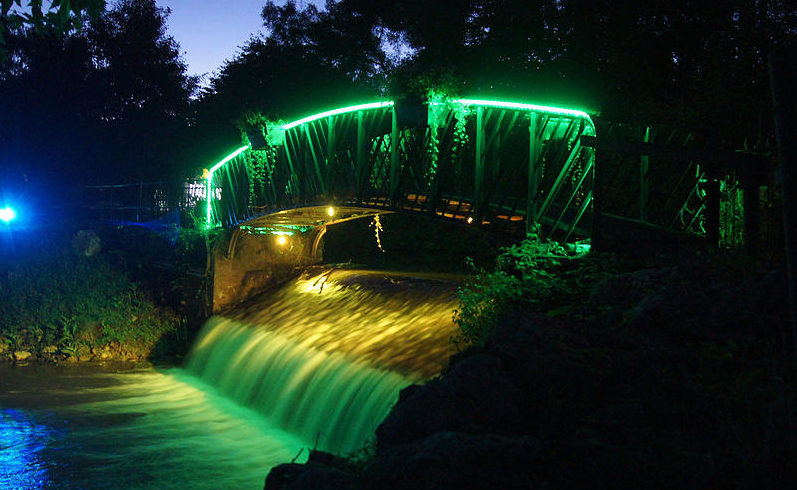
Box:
(452, 233, 573, 347)
(0, 250, 181, 360)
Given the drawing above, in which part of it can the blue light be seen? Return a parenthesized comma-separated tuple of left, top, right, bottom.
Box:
(0, 207, 16, 223)
(0, 409, 51, 489)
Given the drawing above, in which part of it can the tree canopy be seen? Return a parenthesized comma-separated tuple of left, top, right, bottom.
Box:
(0, 0, 195, 192)
(2, 0, 794, 193)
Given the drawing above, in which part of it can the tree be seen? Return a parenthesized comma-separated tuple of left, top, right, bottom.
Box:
(354, 0, 795, 143)
(0, 0, 105, 59)
(87, 0, 197, 181)
(190, 0, 386, 167)
(0, 0, 196, 194)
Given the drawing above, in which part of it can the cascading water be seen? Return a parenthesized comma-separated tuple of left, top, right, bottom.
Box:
(184, 269, 459, 454)
(0, 268, 459, 489)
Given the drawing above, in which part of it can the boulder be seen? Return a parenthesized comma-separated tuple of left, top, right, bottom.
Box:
(13, 350, 33, 361)
(265, 451, 360, 490)
(362, 432, 540, 490)
(375, 353, 523, 450)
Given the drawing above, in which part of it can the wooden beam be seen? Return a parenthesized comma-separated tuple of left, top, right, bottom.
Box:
(475, 106, 485, 218)
(582, 135, 771, 177)
(640, 126, 650, 222)
(390, 108, 400, 200)
(527, 113, 539, 235)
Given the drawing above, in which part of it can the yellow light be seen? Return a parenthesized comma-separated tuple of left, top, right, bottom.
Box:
(277, 235, 287, 245)
(466, 217, 474, 224)
(327, 207, 335, 217)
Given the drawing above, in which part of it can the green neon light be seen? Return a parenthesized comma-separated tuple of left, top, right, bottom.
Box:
(280, 101, 394, 130)
(208, 145, 250, 174)
(453, 98, 591, 120)
(206, 144, 251, 228)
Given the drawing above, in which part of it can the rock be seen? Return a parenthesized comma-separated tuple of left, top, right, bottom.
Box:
(264, 461, 359, 490)
(589, 266, 677, 309)
(362, 432, 541, 490)
(13, 350, 32, 361)
(72, 230, 102, 257)
(375, 353, 523, 450)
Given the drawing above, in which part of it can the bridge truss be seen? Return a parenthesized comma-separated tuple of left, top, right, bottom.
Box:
(205, 98, 596, 241)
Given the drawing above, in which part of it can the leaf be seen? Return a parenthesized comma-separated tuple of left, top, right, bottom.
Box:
(547, 305, 571, 318)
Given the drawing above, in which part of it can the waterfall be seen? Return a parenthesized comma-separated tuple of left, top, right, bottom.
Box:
(184, 270, 458, 454)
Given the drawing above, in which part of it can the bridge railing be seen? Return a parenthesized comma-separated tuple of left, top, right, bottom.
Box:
(205, 98, 596, 241)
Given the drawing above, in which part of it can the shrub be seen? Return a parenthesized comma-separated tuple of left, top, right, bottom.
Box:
(452, 232, 573, 347)
(0, 250, 180, 359)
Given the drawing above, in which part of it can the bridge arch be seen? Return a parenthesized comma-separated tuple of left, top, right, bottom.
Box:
(204, 97, 596, 243)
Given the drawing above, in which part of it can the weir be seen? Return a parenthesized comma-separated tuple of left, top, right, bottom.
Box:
(184, 269, 459, 454)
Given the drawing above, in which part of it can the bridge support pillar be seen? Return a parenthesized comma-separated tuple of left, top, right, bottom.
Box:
(210, 227, 326, 313)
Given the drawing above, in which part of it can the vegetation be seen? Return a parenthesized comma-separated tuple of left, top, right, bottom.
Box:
(0, 234, 185, 362)
(452, 230, 577, 347)
(0, 0, 196, 190)
(2, 0, 793, 195)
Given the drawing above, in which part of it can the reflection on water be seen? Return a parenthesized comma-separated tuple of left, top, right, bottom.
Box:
(0, 409, 50, 489)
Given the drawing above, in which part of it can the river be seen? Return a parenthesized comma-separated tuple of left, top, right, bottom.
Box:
(1, 269, 459, 489)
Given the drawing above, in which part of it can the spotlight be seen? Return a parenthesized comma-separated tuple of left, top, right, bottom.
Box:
(0, 207, 16, 223)
(327, 206, 335, 217)
(466, 217, 473, 224)
(276, 235, 287, 246)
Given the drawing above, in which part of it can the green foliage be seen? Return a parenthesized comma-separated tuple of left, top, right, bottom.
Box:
(0, 0, 105, 57)
(453, 261, 521, 347)
(0, 251, 180, 359)
(453, 230, 571, 347)
(719, 176, 744, 248)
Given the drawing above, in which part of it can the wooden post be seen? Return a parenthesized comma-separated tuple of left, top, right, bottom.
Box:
(640, 126, 650, 222)
(390, 108, 400, 201)
(527, 113, 539, 236)
(705, 170, 720, 248)
(327, 116, 335, 191)
(770, 45, 797, 356)
(742, 168, 761, 255)
(357, 110, 365, 192)
(474, 106, 485, 220)
(137, 181, 143, 222)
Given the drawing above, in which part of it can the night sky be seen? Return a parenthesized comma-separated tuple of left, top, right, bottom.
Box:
(157, 0, 325, 80)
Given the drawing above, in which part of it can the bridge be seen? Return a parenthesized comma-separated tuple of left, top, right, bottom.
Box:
(206, 98, 596, 237)
(203, 97, 597, 310)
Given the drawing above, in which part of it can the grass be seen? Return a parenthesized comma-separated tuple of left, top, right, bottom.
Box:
(0, 233, 184, 361)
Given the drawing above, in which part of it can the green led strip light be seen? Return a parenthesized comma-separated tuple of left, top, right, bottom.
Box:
(206, 144, 250, 228)
(280, 101, 395, 130)
(453, 98, 591, 120)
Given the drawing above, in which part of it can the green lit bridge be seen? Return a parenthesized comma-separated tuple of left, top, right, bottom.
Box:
(203, 97, 598, 310)
(205, 98, 596, 243)
(202, 96, 720, 310)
